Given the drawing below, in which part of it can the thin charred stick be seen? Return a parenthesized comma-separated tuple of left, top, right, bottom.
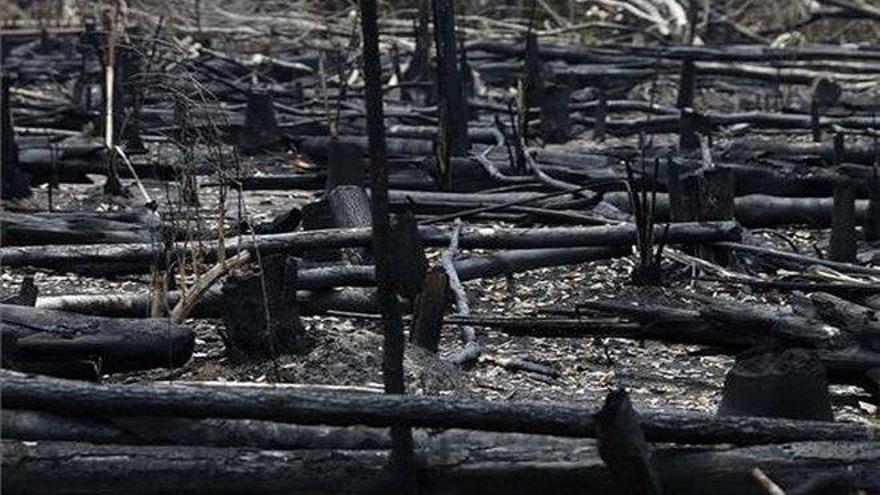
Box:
(359, 0, 416, 488)
(507, 101, 527, 173)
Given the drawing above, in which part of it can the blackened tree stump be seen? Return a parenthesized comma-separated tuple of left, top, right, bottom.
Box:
(718, 348, 833, 421)
(388, 210, 428, 300)
(540, 84, 571, 144)
(239, 89, 283, 153)
(411, 267, 450, 353)
(830, 181, 857, 263)
(220, 256, 304, 360)
(325, 140, 366, 192)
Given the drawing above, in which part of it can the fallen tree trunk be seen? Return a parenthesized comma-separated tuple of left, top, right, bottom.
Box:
(0, 221, 740, 273)
(604, 192, 871, 227)
(576, 299, 880, 383)
(3, 437, 879, 495)
(0, 210, 161, 246)
(2, 409, 390, 450)
(0, 304, 194, 378)
(34, 287, 382, 318)
(3, 370, 877, 445)
(296, 246, 627, 290)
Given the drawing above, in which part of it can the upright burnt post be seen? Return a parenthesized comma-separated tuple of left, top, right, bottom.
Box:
(523, 32, 545, 110)
(830, 179, 857, 263)
(865, 168, 880, 242)
(593, 86, 607, 142)
(410, 0, 432, 79)
(1, 74, 32, 202)
(810, 78, 841, 143)
(540, 83, 571, 144)
(325, 140, 365, 192)
(116, 30, 145, 153)
(677, 1, 699, 152)
(360, 0, 416, 490)
(411, 267, 449, 353)
(239, 88, 283, 154)
(676, 56, 696, 111)
(679, 108, 701, 151)
(703, 166, 736, 223)
(702, 166, 735, 264)
(432, 0, 469, 189)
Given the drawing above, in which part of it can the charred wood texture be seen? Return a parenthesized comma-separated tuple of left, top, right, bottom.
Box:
(327, 185, 373, 264)
(220, 256, 304, 359)
(830, 181, 857, 263)
(360, 0, 416, 485)
(0, 221, 741, 273)
(325, 140, 366, 191)
(718, 348, 833, 421)
(2, 436, 878, 495)
(432, 0, 469, 188)
(595, 390, 662, 495)
(239, 89, 283, 153)
(865, 172, 880, 242)
(3, 370, 878, 446)
(410, 267, 449, 353)
(1, 74, 31, 200)
(540, 83, 571, 144)
(0, 304, 193, 378)
(1, 210, 159, 246)
(387, 210, 428, 299)
(523, 32, 545, 110)
(2, 409, 390, 450)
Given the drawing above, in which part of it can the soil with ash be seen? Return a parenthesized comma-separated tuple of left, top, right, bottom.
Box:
(2, 180, 876, 423)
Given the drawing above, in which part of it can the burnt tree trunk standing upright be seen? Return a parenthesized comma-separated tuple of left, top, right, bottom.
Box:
(1, 74, 31, 201)
(677, 0, 699, 151)
(359, 0, 416, 490)
(102, 1, 127, 197)
(432, 0, 469, 189)
(830, 180, 857, 263)
(866, 168, 880, 242)
(523, 32, 545, 111)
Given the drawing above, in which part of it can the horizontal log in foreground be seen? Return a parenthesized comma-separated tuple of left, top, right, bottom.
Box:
(2, 370, 876, 446)
(0, 221, 740, 273)
(4, 436, 879, 495)
(1, 304, 194, 377)
(2, 409, 392, 450)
